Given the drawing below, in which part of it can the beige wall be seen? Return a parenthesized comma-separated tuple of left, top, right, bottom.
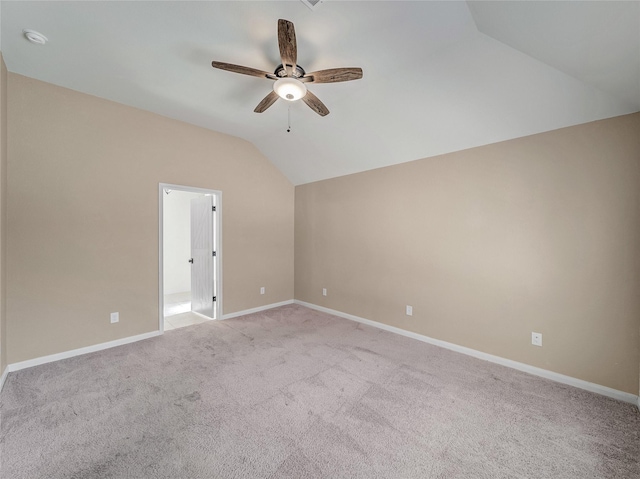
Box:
(7, 74, 294, 364)
(0, 54, 7, 375)
(295, 113, 640, 395)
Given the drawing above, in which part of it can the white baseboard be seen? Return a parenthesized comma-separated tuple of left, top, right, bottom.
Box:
(1, 300, 294, 388)
(3, 301, 637, 410)
(295, 300, 639, 406)
(222, 299, 294, 320)
(5, 330, 162, 377)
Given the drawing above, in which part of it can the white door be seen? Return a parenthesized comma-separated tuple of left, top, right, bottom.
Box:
(190, 196, 215, 318)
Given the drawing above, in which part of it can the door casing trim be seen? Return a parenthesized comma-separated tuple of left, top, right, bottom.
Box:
(158, 183, 222, 332)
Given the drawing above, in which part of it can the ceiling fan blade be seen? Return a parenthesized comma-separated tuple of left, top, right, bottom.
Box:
(302, 90, 330, 117)
(277, 19, 297, 77)
(211, 61, 276, 80)
(254, 91, 280, 113)
(302, 67, 363, 84)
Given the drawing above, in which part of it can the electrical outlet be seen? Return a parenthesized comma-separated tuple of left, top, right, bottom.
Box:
(531, 332, 542, 347)
(322, 288, 327, 296)
(110, 312, 119, 324)
(260, 287, 265, 295)
(406, 305, 413, 316)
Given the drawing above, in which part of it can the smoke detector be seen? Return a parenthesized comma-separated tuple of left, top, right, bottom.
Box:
(23, 29, 48, 45)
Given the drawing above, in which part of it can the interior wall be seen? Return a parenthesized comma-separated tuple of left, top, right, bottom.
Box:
(0, 54, 7, 376)
(162, 189, 202, 296)
(295, 113, 640, 395)
(7, 73, 294, 364)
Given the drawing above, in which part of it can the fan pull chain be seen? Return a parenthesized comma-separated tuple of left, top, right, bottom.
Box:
(287, 105, 291, 133)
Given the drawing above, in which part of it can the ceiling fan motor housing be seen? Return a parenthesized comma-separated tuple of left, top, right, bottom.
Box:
(274, 64, 306, 79)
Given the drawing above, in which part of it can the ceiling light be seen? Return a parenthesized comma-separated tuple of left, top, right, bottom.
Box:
(273, 78, 307, 101)
(23, 29, 48, 45)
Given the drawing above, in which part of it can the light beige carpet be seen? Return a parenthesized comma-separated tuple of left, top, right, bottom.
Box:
(1, 304, 639, 478)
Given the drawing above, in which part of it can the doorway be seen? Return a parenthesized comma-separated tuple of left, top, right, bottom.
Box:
(159, 184, 222, 332)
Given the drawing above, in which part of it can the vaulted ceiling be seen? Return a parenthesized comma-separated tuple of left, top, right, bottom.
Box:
(2, 1, 639, 185)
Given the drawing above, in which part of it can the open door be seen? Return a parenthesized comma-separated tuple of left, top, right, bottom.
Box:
(190, 195, 215, 318)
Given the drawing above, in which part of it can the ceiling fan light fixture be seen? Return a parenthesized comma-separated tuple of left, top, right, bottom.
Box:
(273, 77, 307, 101)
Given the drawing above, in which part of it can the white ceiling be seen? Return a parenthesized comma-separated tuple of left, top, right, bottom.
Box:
(2, 1, 639, 185)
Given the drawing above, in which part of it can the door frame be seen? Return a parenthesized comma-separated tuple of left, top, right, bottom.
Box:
(158, 183, 223, 332)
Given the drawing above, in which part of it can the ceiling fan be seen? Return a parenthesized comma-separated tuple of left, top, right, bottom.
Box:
(211, 19, 363, 117)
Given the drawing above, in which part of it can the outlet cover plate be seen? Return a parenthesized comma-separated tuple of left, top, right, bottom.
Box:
(110, 312, 119, 324)
(322, 288, 327, 296)
(531, 332, 542, 346)
(406, 305, 413, 316)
